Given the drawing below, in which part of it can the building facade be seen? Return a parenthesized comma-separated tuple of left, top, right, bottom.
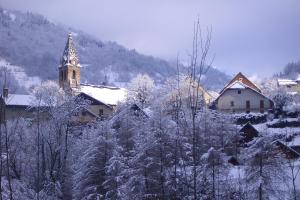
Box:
(215, 72, 273, 113)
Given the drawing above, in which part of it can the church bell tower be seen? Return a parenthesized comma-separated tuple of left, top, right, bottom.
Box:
(59, 33, 81, 90)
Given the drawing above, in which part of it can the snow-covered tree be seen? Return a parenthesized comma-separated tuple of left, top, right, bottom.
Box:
(73, 123, 114, 200)
(245, 137, 284, 200)
(103, 146, 126, 200)
(200, 147, 228, 199)
(271, 88, 293, 111)
(128, 74, 155, 108)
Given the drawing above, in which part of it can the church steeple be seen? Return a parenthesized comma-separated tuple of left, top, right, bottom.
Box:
(59, 33, 81, 90)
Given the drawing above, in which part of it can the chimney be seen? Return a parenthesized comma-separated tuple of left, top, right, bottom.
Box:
(3, 88, 8, 98)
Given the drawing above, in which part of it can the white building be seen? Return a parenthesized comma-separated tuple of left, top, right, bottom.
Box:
(277, 78, 300, 95)
(215, 72, 274, 113)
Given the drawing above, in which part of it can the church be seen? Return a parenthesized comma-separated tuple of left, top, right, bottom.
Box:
(0, 34, 126, 122)
(57, 33, 126, 122)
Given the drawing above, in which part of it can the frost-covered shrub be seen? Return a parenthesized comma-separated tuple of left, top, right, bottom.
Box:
(282, 103, 300, 118)
(234, 113, 267, 125)
(267, 119, 300, 128)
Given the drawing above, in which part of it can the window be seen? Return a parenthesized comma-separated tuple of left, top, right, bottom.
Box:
(238, 90, 241, 94)
(230, 101, 234, 107)
(72, 70, 76, 79)
(99, 109, 104, 117)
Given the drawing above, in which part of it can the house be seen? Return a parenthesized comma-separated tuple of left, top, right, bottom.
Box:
(58, 33, 127, 120)
(164, 76, 215, 112)
(0, 88, 39, 120)
(239, 122, 259, 143)
(214, 72, 274, 113)
(273, 140, 300, 159)
(277, 78, 300, 95)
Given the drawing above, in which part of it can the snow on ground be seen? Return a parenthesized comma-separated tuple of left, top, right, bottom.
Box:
(252, 118, 300, 137)
(287, 135, 300, 146)
(228, 166, 245, 179)
(0, 58, 41, 90)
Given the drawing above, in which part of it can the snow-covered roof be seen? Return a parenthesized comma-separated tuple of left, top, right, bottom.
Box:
(80, 84, 127, 106)
(220, 72, 261, 93)
(4, 94, 34, 106)
(227, 81, 246, 89)
(288, 92, 298, 96)
(207, 91, 219, 100)
(277, 79, 298, 86)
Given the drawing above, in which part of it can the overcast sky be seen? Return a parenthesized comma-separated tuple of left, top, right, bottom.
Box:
(1, 0, 300, 78)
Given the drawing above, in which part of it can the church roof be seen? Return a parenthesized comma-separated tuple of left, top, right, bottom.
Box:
(60, 33, 80, 68)
(220, 72, 261, 93)
(79, 84, 127, 106)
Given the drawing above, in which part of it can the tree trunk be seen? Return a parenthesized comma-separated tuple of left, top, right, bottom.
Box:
(259, 154, 263, 200)
(0, 102, 3, 200)
(158, 119, 165, 200)
(212, 157, 215, 199)
(36, 102, 41, 200)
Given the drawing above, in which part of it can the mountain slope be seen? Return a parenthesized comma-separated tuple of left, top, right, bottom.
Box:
(0, 8, 229, 90)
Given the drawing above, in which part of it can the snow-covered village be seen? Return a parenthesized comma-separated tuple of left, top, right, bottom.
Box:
(0, 1, 300, 200)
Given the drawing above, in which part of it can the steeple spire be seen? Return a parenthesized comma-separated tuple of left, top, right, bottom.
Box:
(61, 33, 80, 68)
(59, 33, 81, 90)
